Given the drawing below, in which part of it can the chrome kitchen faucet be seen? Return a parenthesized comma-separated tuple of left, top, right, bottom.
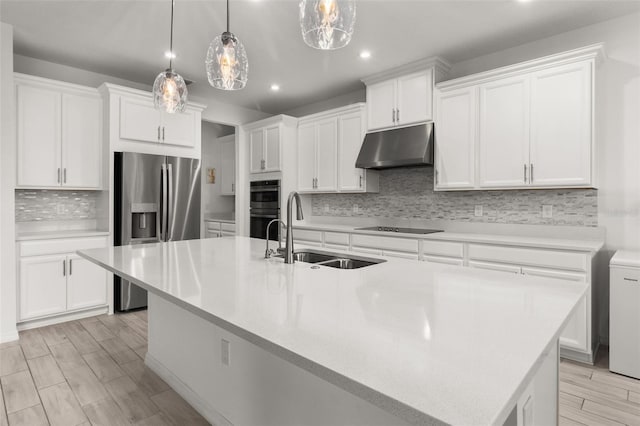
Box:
(284, 192, 304, 264)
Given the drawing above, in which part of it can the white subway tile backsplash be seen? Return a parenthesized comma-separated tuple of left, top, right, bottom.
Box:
(312, 168, 597, 227)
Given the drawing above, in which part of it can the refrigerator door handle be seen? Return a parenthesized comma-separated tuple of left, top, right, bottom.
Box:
(161, 163, 168, 241)
(167, 163, 173, 242)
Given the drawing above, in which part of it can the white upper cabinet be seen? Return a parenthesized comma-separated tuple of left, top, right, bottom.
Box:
(434, 44, 601, 191)
(119, 95, 197, 147)
(434, 86, 476, 189)
(478, 75, 530, 188)
(366, 80, 396, 131)
(297, 104, 378, 194)
(219, 135, 236, 195)
(16, 74, 102, 189)
(250, 124, 281, 173)
(530, 61, 592, 187)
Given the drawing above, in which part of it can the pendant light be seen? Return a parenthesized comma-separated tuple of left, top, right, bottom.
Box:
(205, 0, 248, 90)
(153, 0, 188, 113)
(299, 0, 356, 50)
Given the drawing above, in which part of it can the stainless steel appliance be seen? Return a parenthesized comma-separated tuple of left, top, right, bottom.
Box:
(355, 226, 442, 235)
(114, 152, 201, 311)
(249, 180, 280, 241)
(355, 122, 434, 169)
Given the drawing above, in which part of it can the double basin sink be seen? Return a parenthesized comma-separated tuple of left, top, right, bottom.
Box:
(292, 249, 386, 269)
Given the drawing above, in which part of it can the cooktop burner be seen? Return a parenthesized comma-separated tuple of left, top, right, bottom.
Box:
(355, 226, 443, 235)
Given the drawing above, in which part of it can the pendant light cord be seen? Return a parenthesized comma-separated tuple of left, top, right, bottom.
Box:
(226, 0, 230, 33)
(169, 0, 175, 69)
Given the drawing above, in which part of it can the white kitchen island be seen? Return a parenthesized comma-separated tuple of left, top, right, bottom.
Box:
(79, 236, 587, 426)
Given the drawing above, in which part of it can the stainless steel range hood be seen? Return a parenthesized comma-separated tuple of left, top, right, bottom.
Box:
(355, 123, 434, 169)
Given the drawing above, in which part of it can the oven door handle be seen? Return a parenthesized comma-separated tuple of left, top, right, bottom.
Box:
(250, 214, 279, 219)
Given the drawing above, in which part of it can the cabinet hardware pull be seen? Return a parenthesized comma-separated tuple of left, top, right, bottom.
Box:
(62, 260, 66, 276)
(623, 277, 638, 282)
(396, 109, 400, 123)
(530, 163, 534, 182)
(69, 259, 73, 275)
(392, 109, 395, 123)
(158, 126, 161, 140)
(359, 175, 363, 188)
(435, 170, 439, 184)
(231, 183, 234, 193)
(57, 168, 61, 183)
(524, 164, 527, 183)
(63, 168, 67, 183)
(162, 127, 165, 141)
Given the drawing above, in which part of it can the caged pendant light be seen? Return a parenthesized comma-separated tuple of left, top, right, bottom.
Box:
(299, 0, 356, 50)
(205, 0, 248, 90)
(153, 0, 188, 113)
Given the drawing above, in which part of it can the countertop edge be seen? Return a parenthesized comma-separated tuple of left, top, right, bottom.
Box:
(76, 250, 445, 426)
(16, 231, 111, 241)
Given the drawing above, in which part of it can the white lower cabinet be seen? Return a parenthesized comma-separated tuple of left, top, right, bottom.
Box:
(204, 221, 235, 238)
(18, 236, 108, 323)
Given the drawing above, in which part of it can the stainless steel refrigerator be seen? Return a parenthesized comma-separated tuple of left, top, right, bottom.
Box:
(114, 152, 201, 311)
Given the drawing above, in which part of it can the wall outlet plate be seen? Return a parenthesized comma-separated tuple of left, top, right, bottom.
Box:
(474, 205, 483, 217)
(542, 205, 553, 218)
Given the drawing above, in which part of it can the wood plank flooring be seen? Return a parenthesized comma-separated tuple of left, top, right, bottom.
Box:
(2, 311, 639, 425)
(0, 311, 209, 426)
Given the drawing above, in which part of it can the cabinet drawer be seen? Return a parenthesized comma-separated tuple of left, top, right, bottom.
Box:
(324, 231, 350, 246)
(422, 240, 464, 258)
(422, 255, 464, 266)
(469, 260, 522, 274)
(467, 244, 587, 272)
(19, 236, 108, 257)
(351, 234, 419, 254)
(221, 222, 236, 232)
(206, 221, 221, 231)
(294, 229, 323, 243)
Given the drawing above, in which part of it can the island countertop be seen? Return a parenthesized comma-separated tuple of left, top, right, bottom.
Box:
(79, 236, 587, 425)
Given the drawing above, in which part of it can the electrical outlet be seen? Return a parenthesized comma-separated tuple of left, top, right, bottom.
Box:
(56, 204, 64, 215)
(221, 339, 230, 366)
(542, 205, 553, 218)
(474, 205, 483, 217)
(353, 204, 359, 213)
(324, 204, 329, 213)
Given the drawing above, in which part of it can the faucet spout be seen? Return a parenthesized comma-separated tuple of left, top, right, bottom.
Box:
(284, 192, 304, 264)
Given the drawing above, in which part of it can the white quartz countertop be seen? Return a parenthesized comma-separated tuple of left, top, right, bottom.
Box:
(79, 237, 587, 425)
(294, 222, 604, 253)
(16, 229, 110, 241)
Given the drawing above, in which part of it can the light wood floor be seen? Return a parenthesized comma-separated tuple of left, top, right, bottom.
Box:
(0, 311, 209, 426)
(2, 312, 639, 426)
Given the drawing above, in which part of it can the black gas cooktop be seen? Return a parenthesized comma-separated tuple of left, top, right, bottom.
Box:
(355, 226, 443, 235)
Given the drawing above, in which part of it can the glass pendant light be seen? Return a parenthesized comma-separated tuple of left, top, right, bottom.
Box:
(205, 0, 248, 90)
(299, 0, 356, 50)
(153, 0, 188, 113)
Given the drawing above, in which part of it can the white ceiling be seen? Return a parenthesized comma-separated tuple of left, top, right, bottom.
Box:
(2, 0, 639, 114)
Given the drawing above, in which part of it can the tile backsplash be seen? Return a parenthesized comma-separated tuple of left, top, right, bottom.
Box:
(312, 167, 598, 227)
(15, 189, 99, 222)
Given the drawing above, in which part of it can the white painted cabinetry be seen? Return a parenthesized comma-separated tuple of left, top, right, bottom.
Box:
(16, 74, 102, 189)
(297, 104, 378, 194)
(249, 125, 281, 173)
(434, 44, 602, 191)
(17, 236, 109, 326)
(219, 135, 236, 195)
(205, 221, 236, 238)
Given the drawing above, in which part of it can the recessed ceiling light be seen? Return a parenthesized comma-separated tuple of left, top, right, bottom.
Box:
(359, 50, 371, 59)
(164, 51, 176, 59)
(270, 84, 280, 91)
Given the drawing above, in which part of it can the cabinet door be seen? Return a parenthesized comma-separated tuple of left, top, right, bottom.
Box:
(521, 266, 588, 352)
(249, 129, 265, 173)
(220, 137, 236, 195)
(478, 76, 530, 188)
(434, 87, 477, 189)
(119, 96, 161, 143)
(530, 61, 592, 187)
(61, 93, 102, 188)
(16, 84, 62, 187)
(264, 126, 281, 172)
(315, 118, 338, 191)
(469, 260, 521, 274)
(161, 109, 196, 147)
(397, 69, 433, 125)
(367, 80, 396, 131)
(297, 122, 317, 192)
(19, 255, 67, 320)
(338, 111, 365, 191)
(66, 255, 107, 311)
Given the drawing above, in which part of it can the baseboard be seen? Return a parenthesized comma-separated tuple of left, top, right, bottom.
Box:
(17, 306, 108, 331)
(561, 346, 595, 365)
(0, 330, 19, 344)
(145, 352, 233, 426)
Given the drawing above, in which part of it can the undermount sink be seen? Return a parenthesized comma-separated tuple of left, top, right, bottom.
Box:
(293, 249, 386, 269)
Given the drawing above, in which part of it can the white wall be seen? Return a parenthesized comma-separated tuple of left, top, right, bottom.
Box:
(283, 88, 365, 117)
(0, 22, 17, 343)
(201, 122, 235, 214)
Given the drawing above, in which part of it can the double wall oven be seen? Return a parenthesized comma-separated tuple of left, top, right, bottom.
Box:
(249, 180, 280, 241)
